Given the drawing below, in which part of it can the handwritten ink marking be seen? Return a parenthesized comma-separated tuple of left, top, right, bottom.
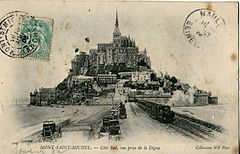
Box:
(19, 148, 45, 154)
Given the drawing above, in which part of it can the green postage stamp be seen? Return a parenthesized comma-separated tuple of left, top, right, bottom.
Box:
(0, 11, 53, 60)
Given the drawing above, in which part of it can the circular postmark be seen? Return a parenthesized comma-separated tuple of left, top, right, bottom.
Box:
(0, 11, 41, 58)
(183, 8, 225, 48)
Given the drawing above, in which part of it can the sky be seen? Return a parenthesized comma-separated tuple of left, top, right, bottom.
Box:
(0, 2, 238, 104)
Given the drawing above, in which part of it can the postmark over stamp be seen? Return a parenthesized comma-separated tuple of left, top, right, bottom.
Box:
(183, 8, 225, 48)
(0, 11, 53, 60)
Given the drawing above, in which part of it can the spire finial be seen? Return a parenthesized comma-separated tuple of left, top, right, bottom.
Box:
(115, 10, 119, 27)
(113, 10, 121, 38)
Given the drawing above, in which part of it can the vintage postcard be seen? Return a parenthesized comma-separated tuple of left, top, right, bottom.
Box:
(0, 1, 238, 154)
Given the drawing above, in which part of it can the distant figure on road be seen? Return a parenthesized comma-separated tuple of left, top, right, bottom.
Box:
(58, 125, 62, 138)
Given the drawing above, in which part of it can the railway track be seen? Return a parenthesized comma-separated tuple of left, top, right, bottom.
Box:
(133, 101, 223, 141)
(167, 115, 217, 141)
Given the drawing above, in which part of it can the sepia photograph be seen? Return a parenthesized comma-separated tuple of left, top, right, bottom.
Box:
(0, 1, 238, 154)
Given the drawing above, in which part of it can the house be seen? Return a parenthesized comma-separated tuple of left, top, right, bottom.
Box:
(131, 71, 151, 82)
(97, 73, 117, 85)
(115, 80, 130, 103)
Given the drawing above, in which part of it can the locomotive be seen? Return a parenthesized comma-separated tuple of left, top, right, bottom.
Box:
(137, 100, 176, 123)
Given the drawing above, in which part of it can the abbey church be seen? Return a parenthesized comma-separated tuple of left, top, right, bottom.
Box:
(71, 12, 151, 76)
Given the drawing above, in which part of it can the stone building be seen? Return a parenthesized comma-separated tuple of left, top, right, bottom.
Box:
(193, 93, 210, 106)
(209, 96, 218, 104)
(118, 72, 135, 79)
(30, 90, 40, 106)
(131, 71, 151, 82)
(29, 88, 56, 106)
(97, 73, 117, 85)
(193, 90, 218, 106)
(115, 79, 130, 103)
(67, 75, 94, 88)
(39, 88, 56, 105)
(71, 11, 151, 77)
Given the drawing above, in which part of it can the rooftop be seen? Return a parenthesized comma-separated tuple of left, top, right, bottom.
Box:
(72, 75, 93, 80)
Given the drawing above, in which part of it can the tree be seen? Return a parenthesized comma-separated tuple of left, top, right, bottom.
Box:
(170, 76, 178, 84)
(177, 85, 182, 90)
(163, 87, 170, 93)
(159, 80, 164, 87)
(150, 73, 157, 81)
(56, 81, 68, 91)
(164, 74, 170, 80)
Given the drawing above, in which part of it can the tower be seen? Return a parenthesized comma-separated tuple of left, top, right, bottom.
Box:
(113, 11, 121, 45)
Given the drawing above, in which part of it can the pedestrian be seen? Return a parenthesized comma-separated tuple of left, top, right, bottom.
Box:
(58, 125, 62, 138)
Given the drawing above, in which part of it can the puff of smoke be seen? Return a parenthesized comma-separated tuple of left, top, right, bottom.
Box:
(169, 88, 196, 107)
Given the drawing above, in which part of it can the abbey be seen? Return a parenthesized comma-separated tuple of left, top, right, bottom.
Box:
(71, 11, 151, 76)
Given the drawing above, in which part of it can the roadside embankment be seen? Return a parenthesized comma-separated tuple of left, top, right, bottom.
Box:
(16, 105, 112, 142)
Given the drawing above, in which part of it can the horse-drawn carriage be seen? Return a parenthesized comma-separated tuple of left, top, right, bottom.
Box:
(108, 119, 121, 140)
(42, 121, 62, 141)
(100, 112, 119, 133)
(100, 110, 121, 140)
(119, 103, 127, 119)
(100, 117, 111, 133)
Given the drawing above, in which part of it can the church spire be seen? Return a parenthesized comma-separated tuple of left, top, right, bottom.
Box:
(115, 10, 119, 27)
(113, 10, 121, 40)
